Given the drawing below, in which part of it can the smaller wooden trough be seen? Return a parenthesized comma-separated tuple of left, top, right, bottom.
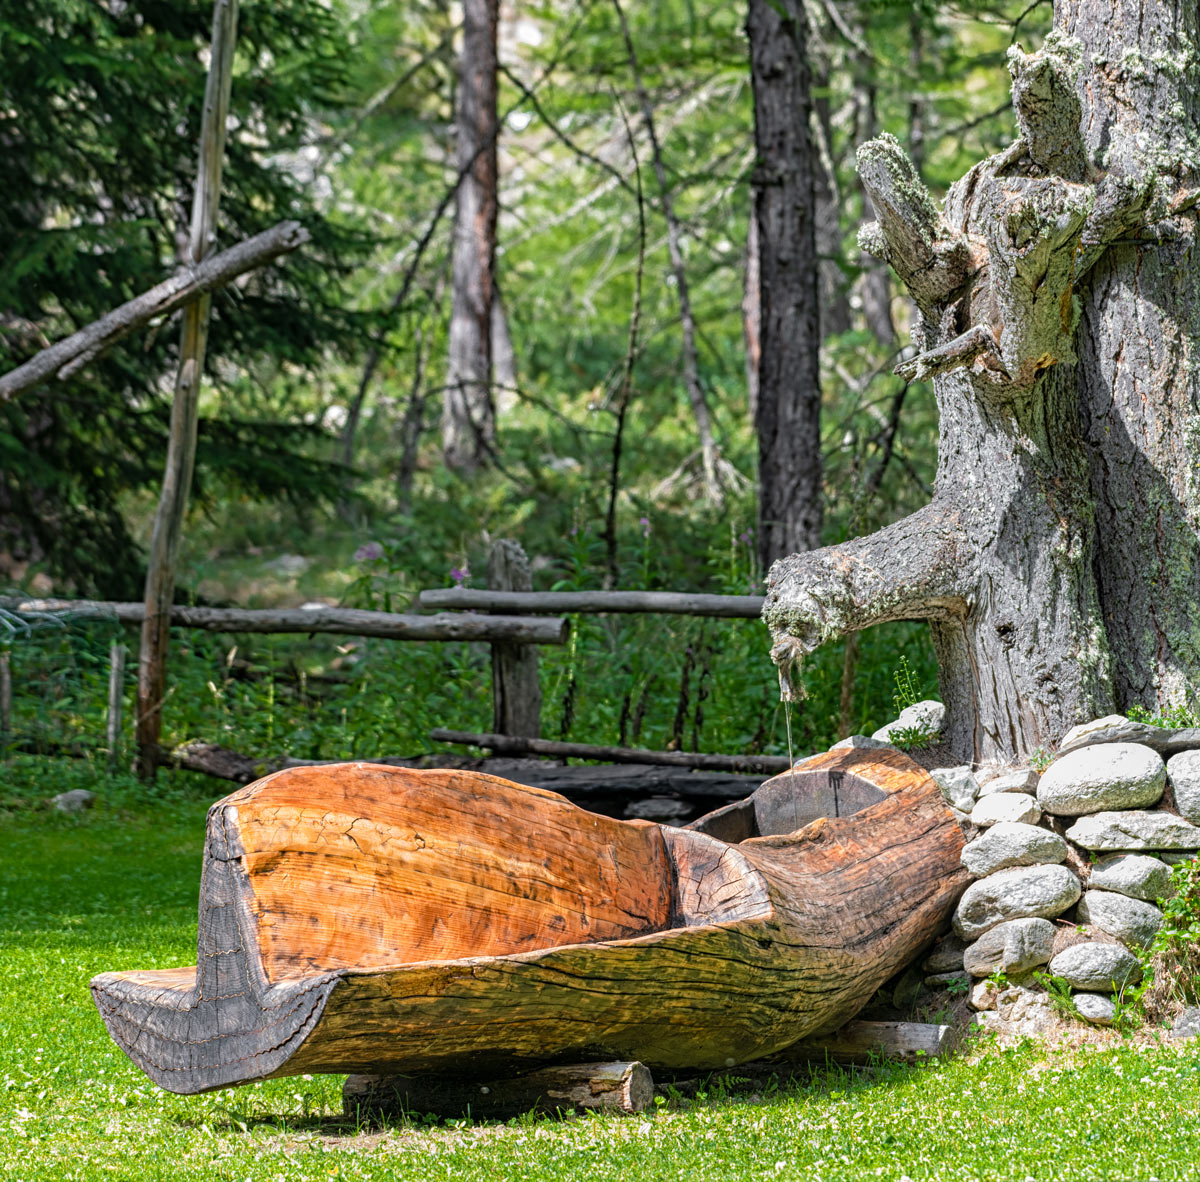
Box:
(91, 746, 967, 1095)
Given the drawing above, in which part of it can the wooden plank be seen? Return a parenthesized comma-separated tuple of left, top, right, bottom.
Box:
(0, 223, 308, 402)
(419, 588, 765, 617)
(488, 541, 540, 737)
(775, 1020, 956, 1065)
(137, 0, 239, 780)
(430, 728, 792, 773)
(0, 599, 568, 645)
(344, 1061, 655, 1120)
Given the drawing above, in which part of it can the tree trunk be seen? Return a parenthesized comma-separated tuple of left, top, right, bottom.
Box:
(852, 41, 896, 348)
(765, 1, 1200, 763)
(748, 0, 824, 569)
(811, 45, 851, 337)
(442, 0, 499, 472)
(1062, 0, 1200, 716)
(743, 210, 761, 422)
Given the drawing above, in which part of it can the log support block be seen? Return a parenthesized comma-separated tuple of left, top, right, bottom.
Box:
(775, 1020, 955, 1065)
(343, 1060, 655, 1122)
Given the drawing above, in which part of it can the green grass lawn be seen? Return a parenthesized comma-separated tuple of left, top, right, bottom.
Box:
(4, 793, 1200, 1181)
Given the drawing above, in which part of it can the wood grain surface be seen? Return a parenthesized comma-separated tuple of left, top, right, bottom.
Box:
(91, 748, 967, 1094)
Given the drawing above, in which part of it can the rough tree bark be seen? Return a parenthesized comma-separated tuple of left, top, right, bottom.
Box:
(765, 0, 1200, 763)
(748, 0, 824, 568)
(442, 0, 499, 472)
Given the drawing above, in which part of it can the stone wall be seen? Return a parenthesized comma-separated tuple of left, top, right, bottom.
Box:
(873, 713, 1200, 1034)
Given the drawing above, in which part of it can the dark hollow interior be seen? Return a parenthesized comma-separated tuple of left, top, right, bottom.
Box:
(687, 768, 887, 844)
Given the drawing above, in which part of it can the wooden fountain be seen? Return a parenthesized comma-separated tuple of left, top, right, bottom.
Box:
(91, 745, 967, 1098)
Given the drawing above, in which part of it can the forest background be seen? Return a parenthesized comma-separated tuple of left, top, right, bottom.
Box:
(0, 0, 1051, 784)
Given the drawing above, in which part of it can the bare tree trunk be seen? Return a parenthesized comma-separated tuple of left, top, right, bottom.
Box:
(852, 39, 895, 348)
(765, 1, 1200, 762)
(748, 0, 823, 569)
(907, 6, 926, 176)
(442, 0, 499, 472)
(136, 0, 238, 780)
(810, 42, 851, 337)
(1062, 0, 1200, 718)
(491, 286, 517, 412)
(612, 0, 723, 503)
(743, 210, 761, 422)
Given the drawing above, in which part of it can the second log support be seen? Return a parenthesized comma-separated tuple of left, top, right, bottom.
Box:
(343, 1060, 655, 1121)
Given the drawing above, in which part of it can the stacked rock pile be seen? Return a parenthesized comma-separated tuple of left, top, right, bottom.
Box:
(916, 714, 1200, 1032)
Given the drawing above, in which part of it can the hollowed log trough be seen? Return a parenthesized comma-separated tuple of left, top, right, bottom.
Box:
(91, 746, 967, 1094)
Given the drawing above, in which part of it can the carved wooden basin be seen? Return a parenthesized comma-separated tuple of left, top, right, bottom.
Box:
(91, 746, 966, 1093)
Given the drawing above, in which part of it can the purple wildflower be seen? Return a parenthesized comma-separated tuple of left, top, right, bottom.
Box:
(355, 542, 384, 562)
(640, 516, 651, 538)
(450, 565, 470, 587)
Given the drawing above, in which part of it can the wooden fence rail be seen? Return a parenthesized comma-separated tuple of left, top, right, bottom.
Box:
(419, 588, 765, 617)
(0, 598, 568, 646)
(3, 541, 779, 781)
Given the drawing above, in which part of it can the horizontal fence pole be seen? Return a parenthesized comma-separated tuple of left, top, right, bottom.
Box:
(0, 598, 568, 645)
(419, 589, 765, 618)
(430, 728, 791, 773)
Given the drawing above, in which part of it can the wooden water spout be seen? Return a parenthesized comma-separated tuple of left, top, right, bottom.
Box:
(91, 746, 967, 1094)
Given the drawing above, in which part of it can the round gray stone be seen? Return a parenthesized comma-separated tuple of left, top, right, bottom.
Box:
(969, 793, 1041, 827)
(1065, 811, 1200, 851)
(1077, 890, 1163, 951)
(1167, 750, 1200, 826)
(963, 917, 1057, 976)
(1160, 850, 1200, 866)
(52, 788, 95, 813)
(872, 699, 946, 744)
(1170, 1007, 1200, 1039)
(1088, 854, 1173, 903)
(831, 734, 894, 751)
(1059, 714, 1155, 754)
(930, 766, 980, 811)
(1073, 992, 1117, 1025)
(923, 936, 967, 974)
(1037, 742, 1165, 817)
(961, 822, 1068, 878)
(977, 769, 1040, 797)
(953, 864, 1082, 941)
(1048, 942, 1142, 990)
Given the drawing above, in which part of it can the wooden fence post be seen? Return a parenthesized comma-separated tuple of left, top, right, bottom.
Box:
(106, 642, 126, 773)
(487, 540, 540, 738)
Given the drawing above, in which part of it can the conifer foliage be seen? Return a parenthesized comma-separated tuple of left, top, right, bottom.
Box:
(0, 0, 359, 595)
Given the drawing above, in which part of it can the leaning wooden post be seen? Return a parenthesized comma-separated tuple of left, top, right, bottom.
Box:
(106, 642, 126, 773)
(487, 540, 541, 738)
(136, 0, 239, 780)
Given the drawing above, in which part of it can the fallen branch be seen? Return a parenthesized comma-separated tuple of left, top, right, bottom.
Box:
(0, 221, 309, 402)
(0, 597, 568, 645)
(419, 588, 765, 618)
(430, 728, 790, 773)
